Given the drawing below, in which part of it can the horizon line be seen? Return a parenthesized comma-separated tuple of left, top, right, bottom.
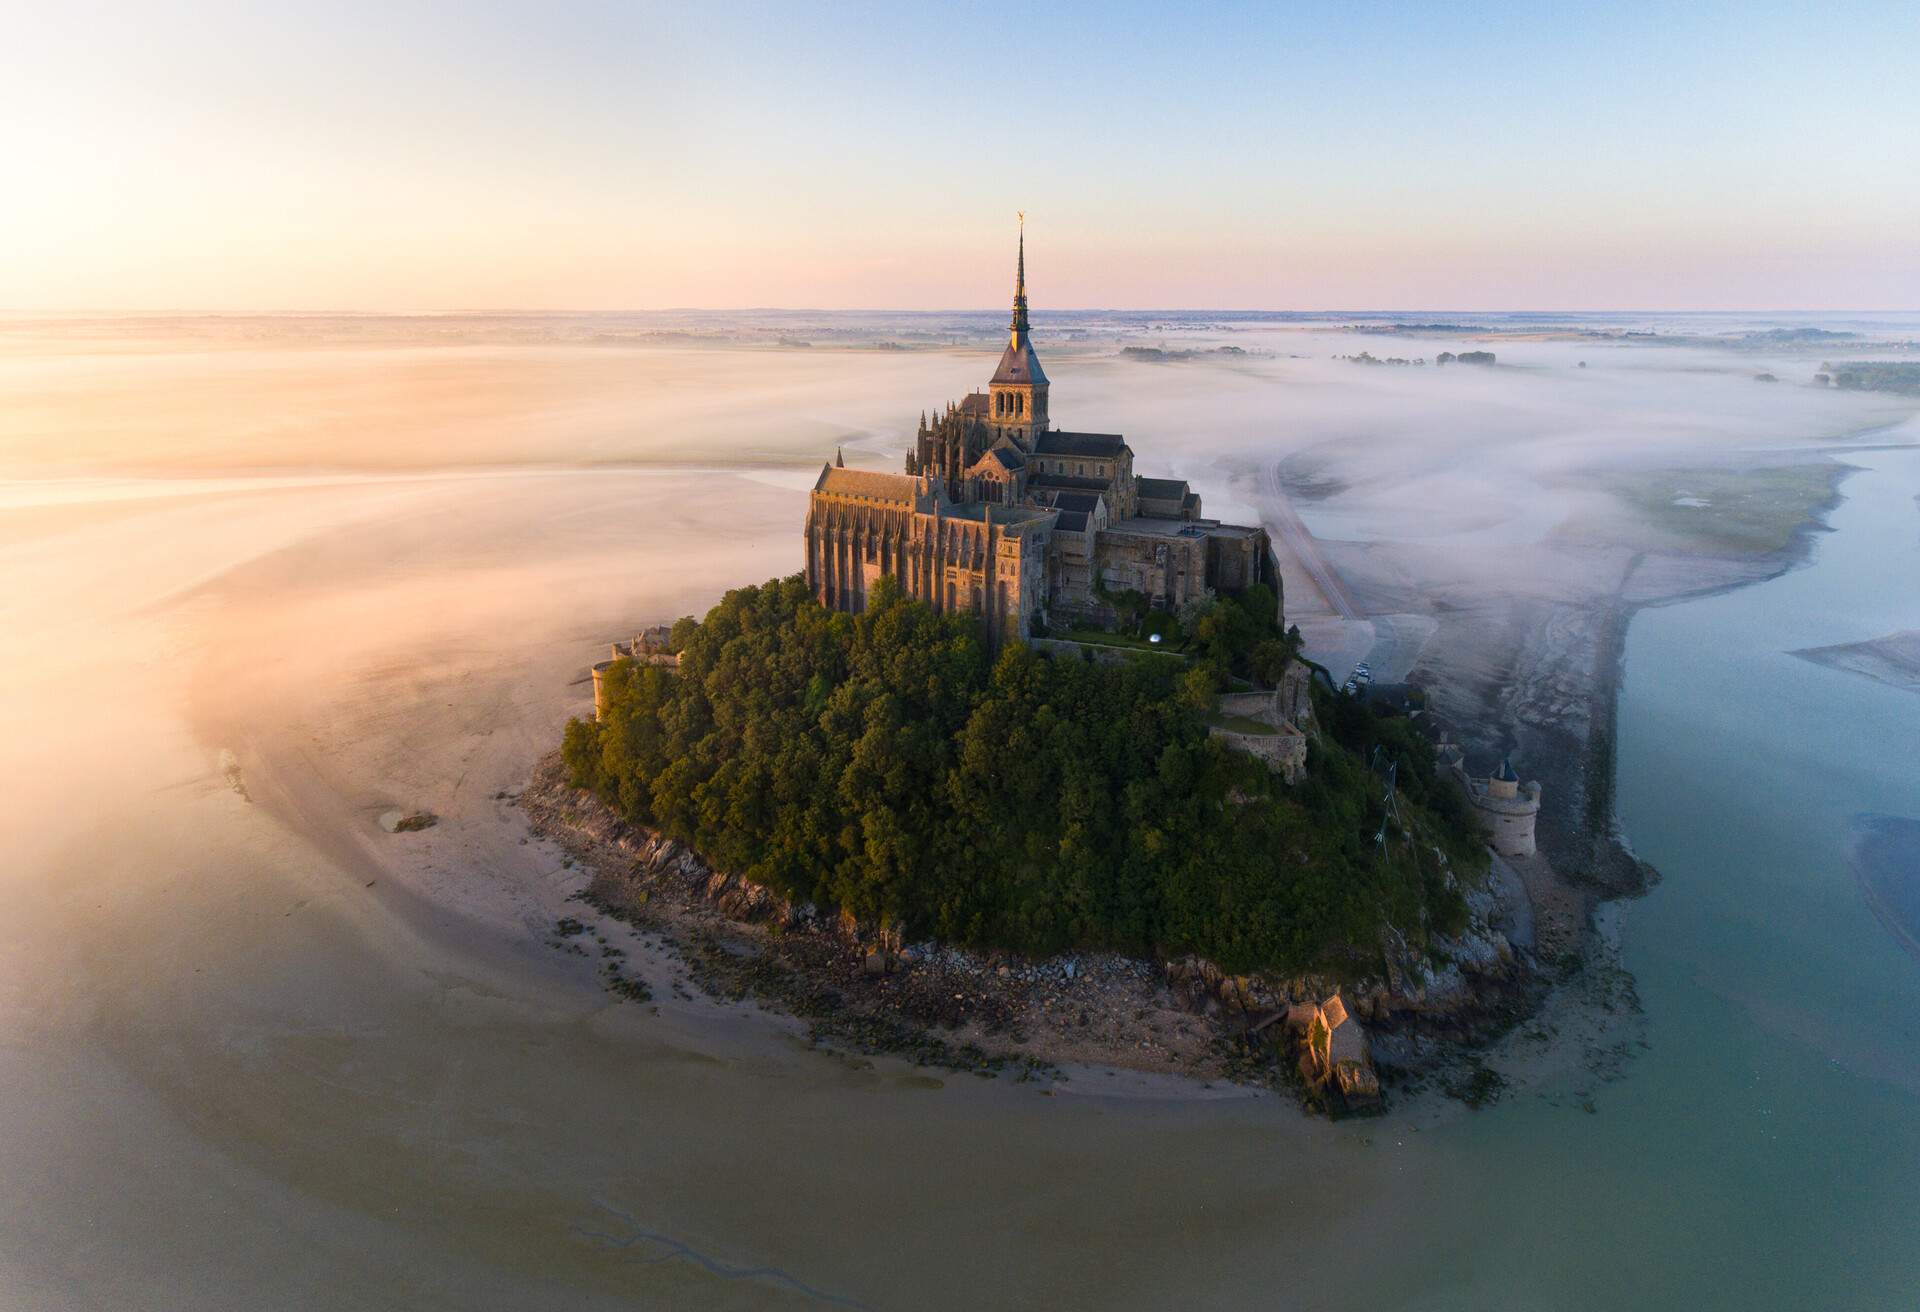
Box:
(4, 306, 1917, 319)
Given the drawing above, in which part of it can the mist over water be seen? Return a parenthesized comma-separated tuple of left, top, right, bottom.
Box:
(3, 312, 1919, 1308)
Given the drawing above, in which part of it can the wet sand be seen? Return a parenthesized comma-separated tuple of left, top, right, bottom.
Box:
(1851, 814, 1920, 965)
(1794, 629, 1920, 695)
(0, 460, 1686, 1309)
(2, 467, 1377, 1309)
(8, 321, 1919, 1308)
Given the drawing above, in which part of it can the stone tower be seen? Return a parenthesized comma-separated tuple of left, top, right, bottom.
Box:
(1439, 747, 1543, 859)
(988, 216, 1049, 447)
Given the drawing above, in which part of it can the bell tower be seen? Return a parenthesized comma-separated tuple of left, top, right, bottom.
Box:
(988, 214, 1049, 449)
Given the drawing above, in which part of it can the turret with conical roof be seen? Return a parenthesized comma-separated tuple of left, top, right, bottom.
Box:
(989, 213, 1048, 445)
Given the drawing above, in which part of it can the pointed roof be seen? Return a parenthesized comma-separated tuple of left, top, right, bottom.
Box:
(1496, 756, 1518, 782)
(1011, 213, 1029, 339)
(993, 214, 1048, 388)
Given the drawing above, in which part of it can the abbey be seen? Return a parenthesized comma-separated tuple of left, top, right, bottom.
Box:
(805, 229, 1281, 644)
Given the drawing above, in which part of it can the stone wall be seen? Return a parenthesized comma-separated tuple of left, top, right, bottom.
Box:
(1279, 661, 1313, 728)
(1209, 676, 1311, 783)
(1028, 637, 1185, 668)
(1216, 690, 1279, 721)
(1208, 726, 1308, 781)
(1090, 530, 1209, 614)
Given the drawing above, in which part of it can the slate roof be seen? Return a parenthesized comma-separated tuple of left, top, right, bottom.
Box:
(1053, 510, 1090, 533)
(813, 465, 918, 503)
(991, 339, 1049, 387)
(1496, 756, 1519, 782)
(958, 392, 990, 415)
(1029, 473, 1111, 493)
(1043, 490, 1103, 513)
(1035, 430, 1129, 458)
(1136, 476, 1190, 501)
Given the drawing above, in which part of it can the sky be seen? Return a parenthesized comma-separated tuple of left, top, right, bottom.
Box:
(3, 0, 1917, 312)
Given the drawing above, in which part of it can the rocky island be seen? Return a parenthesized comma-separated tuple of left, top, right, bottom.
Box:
(531, 236, 1584, 1115)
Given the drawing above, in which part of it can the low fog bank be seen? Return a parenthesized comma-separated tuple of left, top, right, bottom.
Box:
(5, 313, 1913, 497)
(4, 313, 1919, 1305)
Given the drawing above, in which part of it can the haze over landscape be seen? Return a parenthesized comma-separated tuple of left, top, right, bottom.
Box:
(4, 3, 1920, 1310)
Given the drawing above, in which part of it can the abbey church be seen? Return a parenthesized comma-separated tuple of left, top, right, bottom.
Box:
(804, 229, 1281, 644)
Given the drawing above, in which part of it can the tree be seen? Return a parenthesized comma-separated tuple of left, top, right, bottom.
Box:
(562, 574, 1484, 978)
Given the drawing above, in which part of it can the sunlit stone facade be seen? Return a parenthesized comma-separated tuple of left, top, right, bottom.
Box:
(805, 227, 1282, 642)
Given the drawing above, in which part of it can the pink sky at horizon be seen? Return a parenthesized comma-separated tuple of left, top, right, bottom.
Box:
(4, 2, 1916, 314)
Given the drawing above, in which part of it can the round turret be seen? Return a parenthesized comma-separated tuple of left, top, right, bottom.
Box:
(1454, 751, 1541, 858)
(591, 660, 615, 721)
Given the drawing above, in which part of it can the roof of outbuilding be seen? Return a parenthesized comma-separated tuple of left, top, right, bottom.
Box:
(1137, 476, 1190, 500)
(1053, 510, 1090, 533)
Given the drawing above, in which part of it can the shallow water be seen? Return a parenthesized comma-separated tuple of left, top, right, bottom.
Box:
(1605, 445, 1920, 1305)
(4, 325, 1920, 1308)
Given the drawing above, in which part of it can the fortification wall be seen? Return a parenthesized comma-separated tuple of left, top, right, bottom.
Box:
(1216, 690, 1280, 724)
(1028, 637, 1184, 668)
(1208, 725, 1308, 782)
(1091, 532, 1207, 613)
(1280, 662, 1313, 727)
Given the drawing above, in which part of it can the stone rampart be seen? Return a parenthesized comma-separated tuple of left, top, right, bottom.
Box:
(1028, 637, 1185, 667)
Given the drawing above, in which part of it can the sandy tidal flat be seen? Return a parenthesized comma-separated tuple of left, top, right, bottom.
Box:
(6, 317, 1920, 1309)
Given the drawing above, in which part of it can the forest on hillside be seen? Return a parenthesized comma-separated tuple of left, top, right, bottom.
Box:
(563, 576, 1485, 976)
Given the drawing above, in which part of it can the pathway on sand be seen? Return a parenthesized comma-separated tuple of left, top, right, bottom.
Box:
(1255, 460, 1359, 620)
(1252, 460, 1434, 684)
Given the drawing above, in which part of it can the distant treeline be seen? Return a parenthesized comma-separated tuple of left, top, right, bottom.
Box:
(1820, 361, 1920, 396)
(1346, 322, 1490, 335)
(563, 577, 1483, 976)
(1118, 345, 1250, 362)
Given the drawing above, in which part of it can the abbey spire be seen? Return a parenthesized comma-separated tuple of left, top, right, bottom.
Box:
(1010, 212, 1030, 346)
(989, 212, 1048, 443)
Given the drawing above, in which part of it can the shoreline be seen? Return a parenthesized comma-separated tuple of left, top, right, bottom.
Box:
(518, 752, 1287, 1094)
(497, 456, 1867, 1117)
